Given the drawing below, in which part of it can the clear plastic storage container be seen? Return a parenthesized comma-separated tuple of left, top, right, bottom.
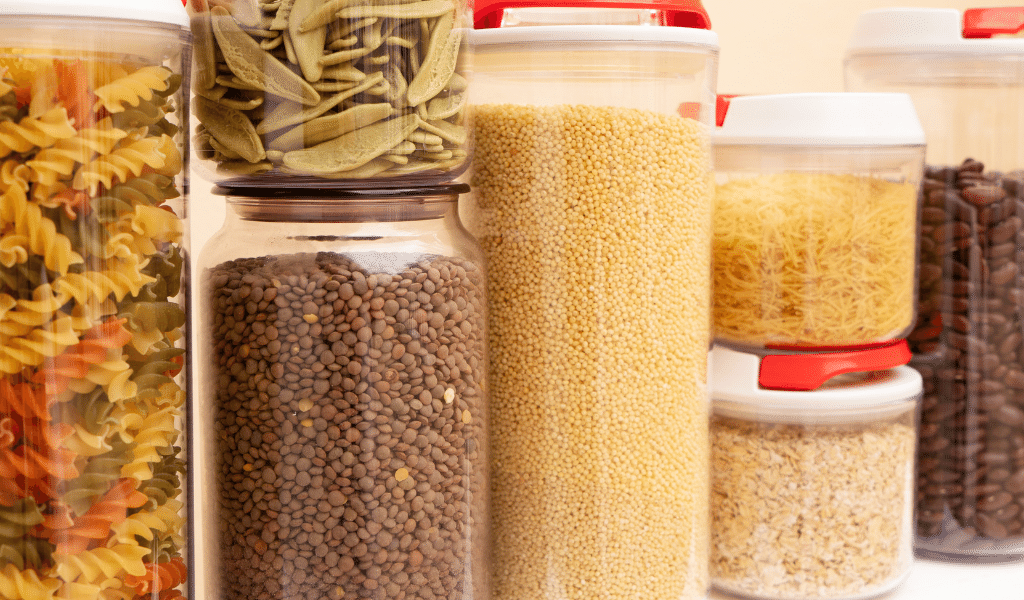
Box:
(195, 185, 490, 600)
(0, 1, 191, 598)
(187, 0, 471, 187)
(713, 93, 925, 349)
(845, 7, 1024, 561)
(710, 343, 921, 600)
(464, 2, 716, 599)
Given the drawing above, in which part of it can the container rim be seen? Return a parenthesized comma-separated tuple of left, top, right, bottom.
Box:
(469, 23, 719, 48)
(0, 0, 188, 28)
(213, 183, 471, 200)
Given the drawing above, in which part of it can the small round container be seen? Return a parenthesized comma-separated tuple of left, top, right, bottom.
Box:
(465, 2, 717, 599)
(712, 93, 925, 350)
(194, 184, 491, 600)
(710, 343, 921, 600)
(187, 0, 471, 187)
(0, 1, 191, 598)
(845, 7, 1024, 562)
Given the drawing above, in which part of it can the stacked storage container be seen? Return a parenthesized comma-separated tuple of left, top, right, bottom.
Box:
(708, 92, 928, 599)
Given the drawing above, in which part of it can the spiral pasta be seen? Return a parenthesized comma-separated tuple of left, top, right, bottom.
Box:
(0, 48, 186, 600)
(92, 67, 172, 115)
(0, 107, 77, 159)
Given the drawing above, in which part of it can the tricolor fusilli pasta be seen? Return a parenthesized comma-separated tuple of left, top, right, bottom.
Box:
(0, 49, 186, 600)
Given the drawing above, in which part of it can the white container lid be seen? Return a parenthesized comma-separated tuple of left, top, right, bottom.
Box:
(846, 8, 1024, 57)
(0, 0, 188, 28)
(471, 23, 718, 49)
(711, 345, 922, 422)
(714, 92, 925, 147)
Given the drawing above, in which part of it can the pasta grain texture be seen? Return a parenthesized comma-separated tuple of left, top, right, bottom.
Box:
(713, 173, 918, 347)
(468, 103, 712, 600)
(0, 53, 187, 600)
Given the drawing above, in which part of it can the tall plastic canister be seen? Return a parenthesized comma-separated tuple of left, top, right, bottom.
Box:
(846, 7, 1024, 561)
(0, 0, 192, 596)
(465, 1, 718, 598)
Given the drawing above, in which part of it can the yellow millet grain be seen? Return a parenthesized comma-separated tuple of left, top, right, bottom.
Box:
(467, 103, 713, 600)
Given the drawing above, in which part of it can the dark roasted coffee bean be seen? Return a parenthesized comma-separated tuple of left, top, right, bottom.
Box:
(912, 159, 1024, 553)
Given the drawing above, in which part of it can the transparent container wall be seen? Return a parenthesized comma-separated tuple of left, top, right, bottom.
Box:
(471, 39, 717, 118)
(712, 144, 924, 349)
(188, 0, 471, 188)
(0, 17, 190, 599)
(710, 396, 918, 600)
(465, 40, 717, 600)
(196, 193, 490, 600)
(847, 54, 1024, 560)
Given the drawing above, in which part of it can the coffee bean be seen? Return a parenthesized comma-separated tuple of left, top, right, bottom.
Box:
(912, 159, 1024, 556)
(206, 252, 488, 600)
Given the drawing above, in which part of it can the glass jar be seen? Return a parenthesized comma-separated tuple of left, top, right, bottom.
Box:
(187, 0, 472, 188)
(845, 7, 1024, 561)
(464, 3, 716, 599)
(713, 93, 925, 350)
(0, 1, 191, 598)
(710, 344, 921, 600)
(195, 184, 490, 600)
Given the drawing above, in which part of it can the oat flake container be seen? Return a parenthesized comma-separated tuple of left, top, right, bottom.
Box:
(0, 1, 191, 598)
(713, 93, 925, 350)
(845, 7, 1024, 561)
(195, 184, 490, 600)
(465, 2, 717, 599)
(187, 0, 472, 188)
(710, 343, 921, 600)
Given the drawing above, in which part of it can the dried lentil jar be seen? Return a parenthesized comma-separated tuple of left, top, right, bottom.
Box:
(195, 185, 490, 600)
(465, 11, 718, 600)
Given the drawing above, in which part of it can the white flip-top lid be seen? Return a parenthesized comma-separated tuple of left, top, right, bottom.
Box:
(0, 0, 189, 28)
(714, 92, 925, 147)
(846, 7, 1024, 57)
(711, 345, 922, 422)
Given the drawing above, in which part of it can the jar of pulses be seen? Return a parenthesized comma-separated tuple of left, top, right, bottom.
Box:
(465, 1, 718, 599)
(0, 0, 191, 598)
(846, 7, 1024, 561)
(712, 92, 925, 350)
(194, 184, 490, 600)
(187, 0, 472, 188)
(709, 343, 921, 600)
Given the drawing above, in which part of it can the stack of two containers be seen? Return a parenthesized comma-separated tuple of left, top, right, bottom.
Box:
(193, 0, 725, 599)
(186, 0, 488, 598)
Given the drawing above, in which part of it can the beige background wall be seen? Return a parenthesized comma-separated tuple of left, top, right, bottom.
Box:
(188, 1, 1024, 255)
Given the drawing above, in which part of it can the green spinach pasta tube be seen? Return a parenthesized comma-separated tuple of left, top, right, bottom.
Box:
(0, 52, 188, 600)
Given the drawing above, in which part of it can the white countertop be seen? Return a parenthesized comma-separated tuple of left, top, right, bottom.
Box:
(709, 556, 1024, 600)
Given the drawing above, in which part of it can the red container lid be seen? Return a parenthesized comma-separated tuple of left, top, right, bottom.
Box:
(963, 7, 1024, 39)
(474, 0, 711, 30)
(758, 340, 912, 392)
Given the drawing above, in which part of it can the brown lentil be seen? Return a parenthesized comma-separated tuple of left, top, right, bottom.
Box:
(206, 251, 488, 600)
(467, 104, 712, 600)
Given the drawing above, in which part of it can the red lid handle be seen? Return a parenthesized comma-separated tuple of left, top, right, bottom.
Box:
(963, 7, 1024, 39)
(758, 340, 912, 392)
(474, 0, 711, 30)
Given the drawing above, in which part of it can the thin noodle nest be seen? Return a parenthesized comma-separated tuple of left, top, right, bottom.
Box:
(713, 172, 917, 347)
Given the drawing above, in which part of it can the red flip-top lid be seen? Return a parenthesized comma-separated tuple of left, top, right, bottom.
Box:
(963, 7, 1024, 39)
(758, 340, 912, 392)
(474, 0, 711, 30)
